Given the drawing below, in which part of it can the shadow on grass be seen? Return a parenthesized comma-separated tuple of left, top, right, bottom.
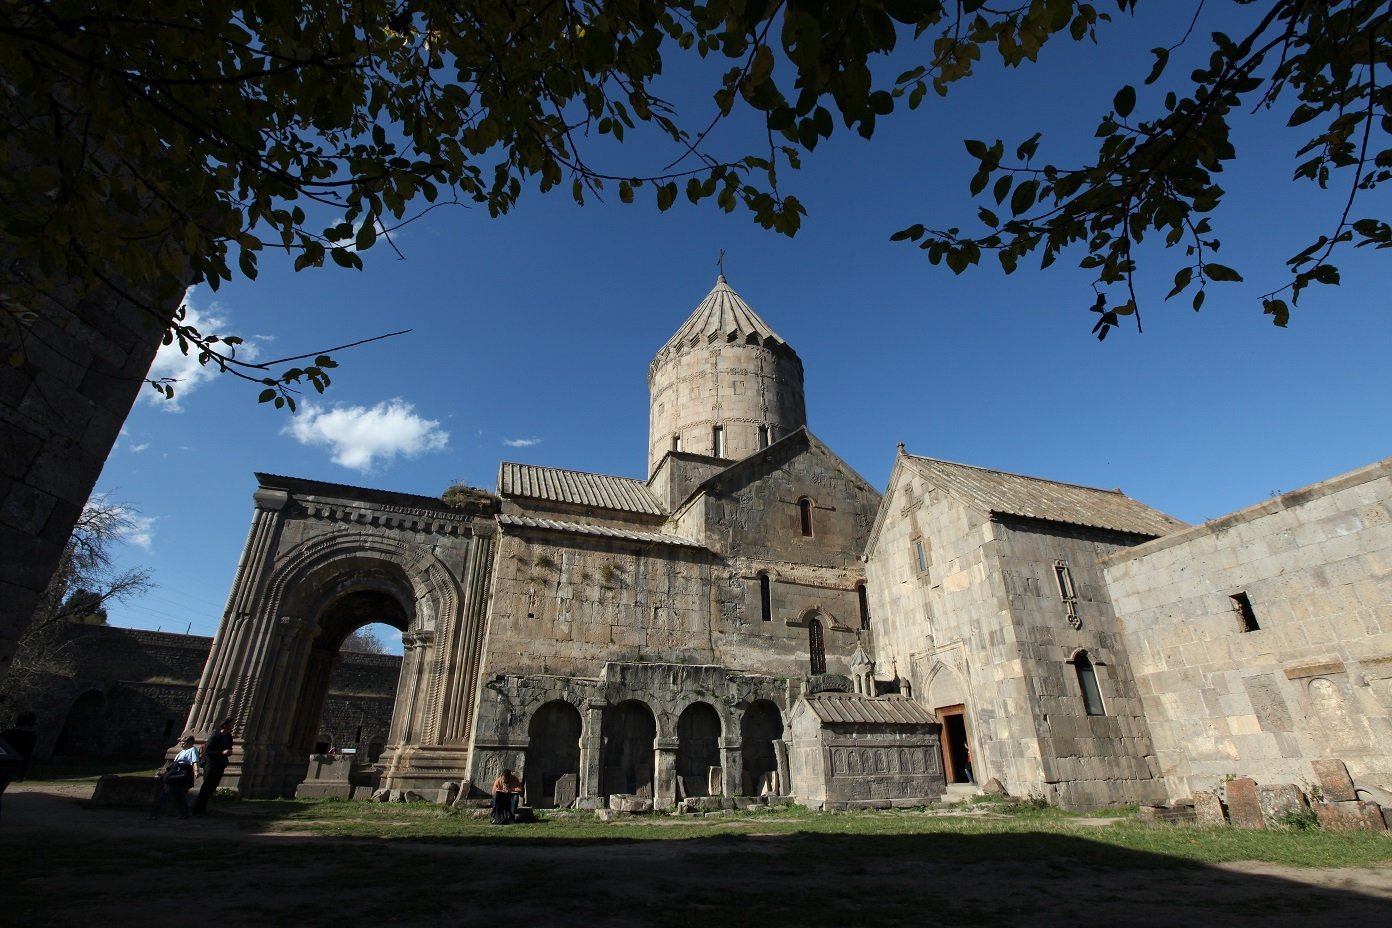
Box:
(5, 790, 1390, 928)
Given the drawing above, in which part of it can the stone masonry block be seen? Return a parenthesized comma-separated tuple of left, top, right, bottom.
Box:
(1256, 784, 1309, 827)
(1313, 800, 1388, 832)
(1224, 778, 1264, 829)
(1311, 758, 1357, 801)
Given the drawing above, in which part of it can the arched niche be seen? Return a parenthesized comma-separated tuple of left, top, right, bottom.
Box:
(53, 689, 106, 757)
(527, 700, 582, 808)
(675, 702, 722, 797)
(740, 700, 784, 796)
(601, 699, 656, 799)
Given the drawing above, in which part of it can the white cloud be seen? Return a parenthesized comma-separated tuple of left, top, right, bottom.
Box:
(128, 442, 149, 454)
(122, 514, 157, 551)
(285, 399, 449, 473)
(143, 287, 261, 410)
(503, 437, 543, 448)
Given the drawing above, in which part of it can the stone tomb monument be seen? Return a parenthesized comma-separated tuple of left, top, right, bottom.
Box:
(788, 693, 945, 809)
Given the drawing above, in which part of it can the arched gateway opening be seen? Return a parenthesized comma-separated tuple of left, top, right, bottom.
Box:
(287, 588, 410, 766)
(601, 700, 656, 799)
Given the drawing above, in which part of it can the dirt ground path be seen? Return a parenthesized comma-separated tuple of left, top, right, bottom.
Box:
(5, 783, 1392, 927)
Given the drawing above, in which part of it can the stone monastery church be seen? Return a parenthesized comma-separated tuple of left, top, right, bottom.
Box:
(184, 277, 1392, 811)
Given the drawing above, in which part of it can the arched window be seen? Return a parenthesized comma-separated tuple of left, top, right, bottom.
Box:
(857, 583, 870, 631)
(1073, 651, 1105, 716)
(758, 572, 772, 622)
(798, 497, 814, 537)
(808, 618, 826, 675)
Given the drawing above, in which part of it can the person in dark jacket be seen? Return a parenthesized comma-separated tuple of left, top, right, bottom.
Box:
(193, 718, 234, 815)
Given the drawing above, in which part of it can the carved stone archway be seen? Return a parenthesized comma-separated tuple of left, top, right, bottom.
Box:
(184, 478, 496, 798)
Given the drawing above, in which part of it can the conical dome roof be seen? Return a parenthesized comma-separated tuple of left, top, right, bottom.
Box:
(652, 275, 795, 363)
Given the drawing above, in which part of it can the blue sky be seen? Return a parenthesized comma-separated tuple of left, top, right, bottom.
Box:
(96, 4, 1388, 642)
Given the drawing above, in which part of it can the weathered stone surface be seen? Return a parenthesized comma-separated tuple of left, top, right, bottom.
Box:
(90, 774, 159, 806)
(982, 777, 1008, 797)
(553, 773, 578, 809)
(1225, 778, 1265, 829)
(1313, 800, 1388, 832)
(608, 793, 652, 813)
(1192, 791, 1228, 826)
(1256, 784, 1309, 828)
(435, 783, 461, 806)
(707, 766, 723, 797)
(1106, 458, 1392, 800)
(1311, 758, 1357, 801)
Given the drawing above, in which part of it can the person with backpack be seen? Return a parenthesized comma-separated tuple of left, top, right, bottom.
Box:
(192, 718, 234, 815)
(147, 735, 199, 820)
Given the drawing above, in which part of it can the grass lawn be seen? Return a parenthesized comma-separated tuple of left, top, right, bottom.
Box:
(6, 787, 1390, 927)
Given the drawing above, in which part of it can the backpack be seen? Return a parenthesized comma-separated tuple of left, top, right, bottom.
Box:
(162, 760, 191, 786)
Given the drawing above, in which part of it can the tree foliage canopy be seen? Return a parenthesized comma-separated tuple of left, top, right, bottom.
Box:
(2, 0, 1386, 395)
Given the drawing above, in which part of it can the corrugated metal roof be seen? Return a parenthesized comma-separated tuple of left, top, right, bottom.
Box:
(654, 275, 794, 357)
(498, 463, 662, 515)
(904, 454, 1185, 538)
(803, 694, 939, 726)
(497, 513, 705, 549)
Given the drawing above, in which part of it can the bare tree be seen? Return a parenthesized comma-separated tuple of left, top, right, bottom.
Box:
(0, 496, 153, 709)
(341, 627, 390, 655)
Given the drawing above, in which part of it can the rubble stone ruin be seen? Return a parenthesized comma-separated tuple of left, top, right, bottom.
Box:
(183, 275, 1392, 818)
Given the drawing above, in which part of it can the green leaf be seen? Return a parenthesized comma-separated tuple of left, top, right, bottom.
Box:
(964, 139, 988, 160)
(1113, 85, 1136, 119)
(1262, 298, 1290, 327)
(1144, 48, 1169, 85)
(1205, 263, 1242, 282)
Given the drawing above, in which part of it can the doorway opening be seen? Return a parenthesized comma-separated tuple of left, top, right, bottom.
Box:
(937, 705, 972, 784)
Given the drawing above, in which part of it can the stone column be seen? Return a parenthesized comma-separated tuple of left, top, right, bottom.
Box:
(720, 737, 742, 797)
(577, 701, 606, 806)
(654, 737, 679, 808)
(185, 487, 288, 736)
(773, 739, 791, 797)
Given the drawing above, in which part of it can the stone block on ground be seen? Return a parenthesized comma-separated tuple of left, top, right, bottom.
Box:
(1192, 791, 1228, 826)
(732, 796, 762, 811)
(1313, 800, 1388, 832)
(1224, 778, 1264, 829)
(608, 793, 652, 813)
(573, 797, 605, 811)
(91, 774, 159, 806)
(1257, 784, 1309, 828)
(707, 766, 723, 797)
(553, 773, 578, 809)
(1311, 758, 1357, 802)
(981, 777, 1008, 797)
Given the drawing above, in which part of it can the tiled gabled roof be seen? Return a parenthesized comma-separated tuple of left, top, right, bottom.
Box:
(497, 513, 704, 548)
(802, 693, 939, 726)
(904, 454, 1185, 538)
(498, 462, 663, 516)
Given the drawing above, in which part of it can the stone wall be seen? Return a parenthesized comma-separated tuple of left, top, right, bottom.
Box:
(866, 465, 1165, 808)
(992, 518, 1164, 808)
(0, 624, 399, 763)
(647, 337, 805, 476)
(0, 287, 174, 680)
(1104, 458, 1392, 799)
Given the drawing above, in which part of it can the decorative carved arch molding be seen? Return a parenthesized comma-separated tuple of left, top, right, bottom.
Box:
(923, 658, 969, 712)
(244, 531, 469, 756)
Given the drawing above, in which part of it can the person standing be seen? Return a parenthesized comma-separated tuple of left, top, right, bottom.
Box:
(192, 718, 234, 815)
(148, 735, 199, 820)
(1, 712, 39, 780)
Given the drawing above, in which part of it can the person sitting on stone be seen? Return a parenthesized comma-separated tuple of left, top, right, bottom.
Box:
(490, 768, 523, 824)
